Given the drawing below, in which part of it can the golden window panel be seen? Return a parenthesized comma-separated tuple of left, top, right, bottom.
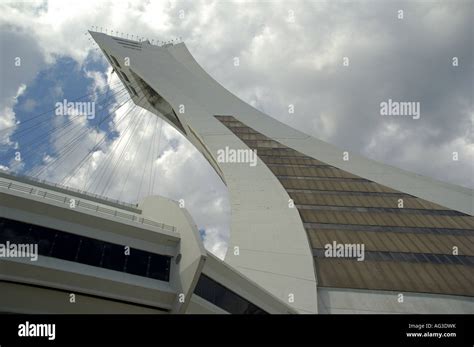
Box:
(298, 209, 473, 230)
(315, 259, 474, 296)
(216, 116, 474, 297)
(306, 228, 474, 255)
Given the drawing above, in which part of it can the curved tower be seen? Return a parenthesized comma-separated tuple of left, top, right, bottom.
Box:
(90, 31, 474, 314)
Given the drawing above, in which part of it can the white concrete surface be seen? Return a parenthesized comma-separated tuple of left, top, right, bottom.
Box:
(140, 195, 207, 313)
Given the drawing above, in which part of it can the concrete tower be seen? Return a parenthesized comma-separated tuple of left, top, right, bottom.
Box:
(89, 32, 473, 314)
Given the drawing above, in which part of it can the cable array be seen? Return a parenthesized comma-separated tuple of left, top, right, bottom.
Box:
(0, 79, 167, 204)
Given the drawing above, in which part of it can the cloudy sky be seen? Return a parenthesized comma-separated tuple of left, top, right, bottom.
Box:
(0, 0, 472, 258)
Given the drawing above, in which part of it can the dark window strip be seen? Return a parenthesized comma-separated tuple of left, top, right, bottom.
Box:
(113, 42, 142, 48)
(114, 41, 142, 48)
(0, 217, 171, 282)
(285, 188, 410, 198)
(224, 127, 262, 134)
(130, 69, 186, 134)
(214, 115, 237, 120)
(278, 177, 388, 189)
(267, 162, 332, 168)
(234, 135, 278, 141)
(263, 162, 333, 169)
(216, 120, 245, 126)
(118, 43, 142, 49)
(258, 151, 309, 157)
(219, 124, 246, 129)
(312, 248, 474, 266)
(295, 204, 465, 216)
(303, 222, 474, 236)
(121, 72, 131, 83)
(257, 152, 314, 158)
(110, 55, 121, 68)
(118, 45, 142, 51)
(193, 274, 267, 314)
(275, 175, 369, 182)
(112, 37, 142, 46)
(239, 144, 288, 151)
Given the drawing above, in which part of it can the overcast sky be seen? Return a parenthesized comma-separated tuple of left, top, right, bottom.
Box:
(0, 0, 472, 258)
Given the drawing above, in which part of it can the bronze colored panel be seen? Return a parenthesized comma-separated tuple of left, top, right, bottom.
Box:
(446, 216, 465, 229)
(403, 214, 425, 228)
(384, 213, 408, 227)
(415, 263, 446, 293)
(368, 213, 386, 226)
(217, 116, 474, 297)
(352, 212, 369, 225)
(422, 233, 445, 254)
(456, 266, 474, 286)
(409, 233, 439, 254)
(438, 264, 472, 295)
(315, 259, 474, 296)
(360, 260, 393, 290)
(400, 262, 428, 292)
(402, 233, 431, 254)
(464, 217, 474, 228)
(387, 232, 418, 252)
(374, 231, 398, 251)
(427, 264, 462, 294)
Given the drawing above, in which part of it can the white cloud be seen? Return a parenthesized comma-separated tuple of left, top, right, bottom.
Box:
(0, 83, 26, 146)
(202, 227, 228, 260)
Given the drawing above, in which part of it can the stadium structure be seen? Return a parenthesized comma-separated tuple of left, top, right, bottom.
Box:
(0, 31, 472, 314)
